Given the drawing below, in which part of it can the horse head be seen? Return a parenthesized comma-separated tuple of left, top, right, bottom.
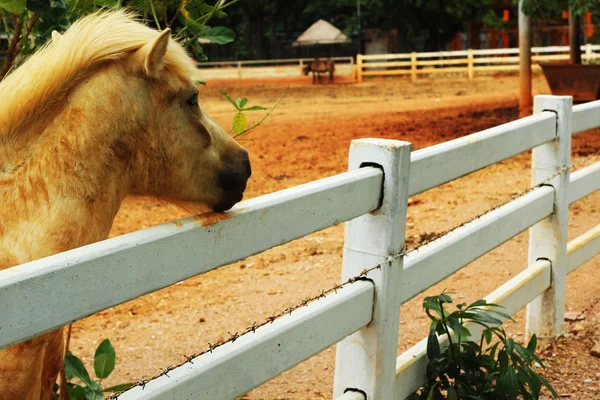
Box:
(302, 63, 311, 75)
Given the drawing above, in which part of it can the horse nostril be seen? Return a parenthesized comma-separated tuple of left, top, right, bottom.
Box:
(219, 161, 250, 192)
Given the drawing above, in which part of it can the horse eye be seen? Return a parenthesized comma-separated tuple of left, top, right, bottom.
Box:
(187, 93, 199, 109)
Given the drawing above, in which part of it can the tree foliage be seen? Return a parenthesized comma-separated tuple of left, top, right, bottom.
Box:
(517, 0, 600, 18)
(208, 0, 503, 58)
(0, 0, 236, 80)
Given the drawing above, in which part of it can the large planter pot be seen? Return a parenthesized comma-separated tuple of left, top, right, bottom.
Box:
(540, 62, 600, 102)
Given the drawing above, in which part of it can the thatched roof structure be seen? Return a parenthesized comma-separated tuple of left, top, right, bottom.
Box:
(293, 19, 349, 46)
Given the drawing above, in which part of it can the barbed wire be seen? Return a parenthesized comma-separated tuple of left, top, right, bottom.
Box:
(111, 147, 600, 397)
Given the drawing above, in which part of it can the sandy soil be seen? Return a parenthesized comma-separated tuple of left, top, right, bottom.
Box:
(69, 74, 600, 399)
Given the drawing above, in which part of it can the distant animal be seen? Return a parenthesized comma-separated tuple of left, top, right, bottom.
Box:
(303, 58, 335, 84)
(0, 10, 251, 399)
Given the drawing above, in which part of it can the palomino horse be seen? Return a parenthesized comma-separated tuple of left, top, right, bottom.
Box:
(0, 11, 251, 399)
(303, 58, 335, 84)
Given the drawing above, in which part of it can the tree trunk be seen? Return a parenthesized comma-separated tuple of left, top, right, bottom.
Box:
(0, 15, 23, 81)
(518, 0, 532, 117)
(569, 7, 582, 64)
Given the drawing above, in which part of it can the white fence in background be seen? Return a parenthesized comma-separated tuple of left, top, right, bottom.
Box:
(2, 94, 600, 399)
(194, 56, 354, 81)
(357, 44, 600, 82)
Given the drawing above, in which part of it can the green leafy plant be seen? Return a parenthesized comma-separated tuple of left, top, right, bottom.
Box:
(409, 292, 558, 399)
(58, 338, 131, 400)
(1, 0, 237, 80)
(221, 85, 289, 138)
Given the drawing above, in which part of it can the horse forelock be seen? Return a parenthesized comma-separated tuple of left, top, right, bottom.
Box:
(0, 10, 197, 140)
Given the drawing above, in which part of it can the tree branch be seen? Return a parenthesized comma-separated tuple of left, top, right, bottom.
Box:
(0, 15, 23, 80)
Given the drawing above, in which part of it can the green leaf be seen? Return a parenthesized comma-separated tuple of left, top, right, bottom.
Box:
(468, 299, 489, 308)
(447, 385, 458, 400)
(498, 349, 509, 374)
(94, 339, 116, 379)
(26, 0, 53, 18)
(506, 367, 519, 399)
(427, 325, 441, 360)
(241, 105, 268, 111)
(232, 112, 247, 135)
(103, 383, 134, 392)
(185, 19, 209, 35)
(197, 26, 235, 45)
(426, 381, 441, 400)
(527, 334, 538, 352)
(194, 80, 206, 86)
(94, 354, 115, 379)
(483, 328, 493, 345)
(531, 368, 558, 398)
(221, 92, 239, 110)
(439, 293, 453, 303)
(0, 0, 26, 13)
(68, 384, 86, 400)
(505, 338, 515, 355)
(447, 317, 470, 339)
(237, 97, 248, 109)
(64, 352, 93, 388)
(84, 387, 103, 400)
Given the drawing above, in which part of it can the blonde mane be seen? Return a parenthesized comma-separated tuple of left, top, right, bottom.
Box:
(0, 10, 197, 138)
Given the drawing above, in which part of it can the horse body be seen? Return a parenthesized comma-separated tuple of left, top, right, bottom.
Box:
(0, 11, 251, 398)
(303, 58, 335, 84)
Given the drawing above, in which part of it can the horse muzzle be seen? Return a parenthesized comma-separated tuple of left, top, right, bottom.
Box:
(213, 150, 251, 212)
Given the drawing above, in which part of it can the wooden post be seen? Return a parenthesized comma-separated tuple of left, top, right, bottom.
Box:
(585, 43, 592, 63)
(519, 0, 532, 117)
(569, 6, 582, 64)
(333, 139, 411, 400)
(411, 52, 417, 82)
(467, 49, 474, 80)
(356, 54, 363, 83)
(526, 95, 572, 341)
(237, 61, 242, 80)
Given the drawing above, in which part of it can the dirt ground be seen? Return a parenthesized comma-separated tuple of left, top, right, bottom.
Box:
(71, 73, 600, 399)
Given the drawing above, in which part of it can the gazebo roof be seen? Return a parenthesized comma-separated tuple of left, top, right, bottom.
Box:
(293, 19, 349, 46)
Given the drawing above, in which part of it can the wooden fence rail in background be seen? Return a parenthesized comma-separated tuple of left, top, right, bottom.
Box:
(2, 95, 600, 399)
(195, 56, 354, 82)
(194, 45, 600, 84)
(357, 44, 600, 83)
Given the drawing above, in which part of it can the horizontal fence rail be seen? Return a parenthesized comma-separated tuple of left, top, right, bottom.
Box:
(194, 56, 355, 81)
(357, 44, 600, 82)
(572, 99, 600, 134)
(4, 94, 600, 399)
(0, 168, 382, 348)
(401, 185, 554, 303)
(408, 112, 556, 196)
(120, 280, 374, 399)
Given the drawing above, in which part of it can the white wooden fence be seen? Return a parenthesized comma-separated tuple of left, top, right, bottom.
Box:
(357, 44, 600, 82)
(194, 56, 354, 81)
(2, 94, 600, 399)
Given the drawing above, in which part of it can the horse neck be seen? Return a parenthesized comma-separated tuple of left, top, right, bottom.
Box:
(0, 75, 135, 265)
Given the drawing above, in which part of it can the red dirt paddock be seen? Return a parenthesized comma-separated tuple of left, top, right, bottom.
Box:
(73, 75, 600, 399)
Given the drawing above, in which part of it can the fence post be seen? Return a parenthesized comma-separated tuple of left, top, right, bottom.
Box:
(467, 49, 474, 80)
(356, 54, 363, 83)
(333, 139, 411, 400)
(411, 52, 417, 82)
(586, 43, 592, 63)
(526, 95, 572, 341)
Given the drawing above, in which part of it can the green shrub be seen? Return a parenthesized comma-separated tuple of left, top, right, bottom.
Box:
(409, 292, 558, 400)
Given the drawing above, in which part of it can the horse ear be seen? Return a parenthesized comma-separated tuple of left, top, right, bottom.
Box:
(51, 30, 62, 41)
(143, 28, 171, 77)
